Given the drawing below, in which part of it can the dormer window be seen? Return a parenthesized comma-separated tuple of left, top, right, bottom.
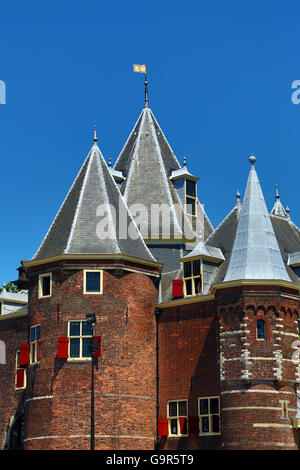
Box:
(185, 180, 197, 216)
(183, 259, 202, 296)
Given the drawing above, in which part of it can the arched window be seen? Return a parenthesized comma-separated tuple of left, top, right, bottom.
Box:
(256, 319, 266, 340)
(0, 340, 5, 364)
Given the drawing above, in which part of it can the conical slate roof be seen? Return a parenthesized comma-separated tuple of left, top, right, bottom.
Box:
(224, 156, 290, 282)
(32, 131, 157, 263)
(114, 106, 213, 241)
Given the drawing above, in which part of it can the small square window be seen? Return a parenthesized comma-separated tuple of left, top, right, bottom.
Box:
(38, 273, 52, 298)
(83, 270, 103, 294)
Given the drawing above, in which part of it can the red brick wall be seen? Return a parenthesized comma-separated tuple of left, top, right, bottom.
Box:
(0, 314, 28, 448)
(158, 300, 221, 450)
(217, 286, 300, 450)
(2, 261, 159, 450)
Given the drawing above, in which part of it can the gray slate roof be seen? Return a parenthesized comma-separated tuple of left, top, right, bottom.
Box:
(114, 106, 213, 241)
(32, 140, 157, 263)
(223, 158, 290, 282)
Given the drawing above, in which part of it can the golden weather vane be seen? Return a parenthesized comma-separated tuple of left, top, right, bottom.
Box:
(133, 64, 148, 107)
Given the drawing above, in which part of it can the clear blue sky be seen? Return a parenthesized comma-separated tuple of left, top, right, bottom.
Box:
(1, 0, 300, 285)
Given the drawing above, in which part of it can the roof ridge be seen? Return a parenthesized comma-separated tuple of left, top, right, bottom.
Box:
(123, 109, 147, 201)
(32, 150, 91, 260)
(149, 109, 181, 169)
(64, 145, 97, 253)
(205, 205, 239, 245)
(148, 110, 183, 235)
(114, 108, 144, 170)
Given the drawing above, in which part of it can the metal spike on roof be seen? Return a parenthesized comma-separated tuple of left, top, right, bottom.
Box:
(224, 155, 290, 282)
(271, 184, 288, 218)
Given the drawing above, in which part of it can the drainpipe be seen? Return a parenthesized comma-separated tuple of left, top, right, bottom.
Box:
(155, 307, 160, 450)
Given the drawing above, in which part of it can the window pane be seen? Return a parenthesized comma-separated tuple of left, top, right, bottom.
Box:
(42, 276, 51, 296)
(185, 279, 192, 296)
(36, 325, 41, 340)
(69, 322, 80, 337)
(200, 399, 208, 415)
(82, 321, 93, 336)
(210, 398, 219, 414)
(86, 272, 100, 292)
(211, 414, 220, 433)
(31, 343, 36, 363)
(70, 338, 80, 358)
(184, 262, 191, 278)
(201, 416, 209, 433)
(168, 402, 177, 417)
(186, 197, 196, 215)
(186, 180, 196, 197)
(30, 327, 35, 341)
(178, 401, 187, 417)
(194, 277, 202, 294)
(82, 338, 91, 357)
(170, 419, 178, 435)
(257, 319, 266, 339)
(193, 259, 200, 276)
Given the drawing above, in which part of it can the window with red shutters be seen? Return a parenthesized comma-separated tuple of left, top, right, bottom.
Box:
(19, 344, 30, 367)
(57, 337, 69, 359)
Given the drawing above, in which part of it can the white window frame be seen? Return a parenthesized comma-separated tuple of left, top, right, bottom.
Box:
(30, 324, 41, 364)
(198, 396, 220, 436)
(167, 399, 188, 437)
(83, 270, 103, 295)
(67, 319, 93, 361)
(38, 272, 52, 299)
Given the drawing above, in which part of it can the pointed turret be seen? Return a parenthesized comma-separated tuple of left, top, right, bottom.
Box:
(32, 128, 157, 264)
(271, 184, 288, 218)
(114, 105, 213, 242)
(224, 155, 290, 282)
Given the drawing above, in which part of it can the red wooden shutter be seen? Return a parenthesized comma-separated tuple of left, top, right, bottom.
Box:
(16, 369, 25, 388)
(188, 416, 199, 434)
(19, 344, 30, 367)
(179, 417, 187, 434)
(93, 336, 101, 358)
(172, 279, 183, 298)
(158, 418, 168, 436)
(57, 337, 69, 359)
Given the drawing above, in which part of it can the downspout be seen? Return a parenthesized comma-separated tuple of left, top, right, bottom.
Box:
(155, 307, 160, 450)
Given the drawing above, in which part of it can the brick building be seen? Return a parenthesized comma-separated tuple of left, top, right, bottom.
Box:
(1, 87, 300, 450)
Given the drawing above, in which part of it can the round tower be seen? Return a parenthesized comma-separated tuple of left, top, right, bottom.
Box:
(17, 130, 161, 450)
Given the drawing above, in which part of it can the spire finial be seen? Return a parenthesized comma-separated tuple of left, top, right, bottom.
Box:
(108, 157, 112, 168)
(275, 184, 280, 199)
(183, 155, 187, 167)
(249, 153, 256, 165)
(235, 190, 242, 208)
(93, 125, 98, 144)
(236, 190, 240, 200)
(144, 73, 149, 108)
